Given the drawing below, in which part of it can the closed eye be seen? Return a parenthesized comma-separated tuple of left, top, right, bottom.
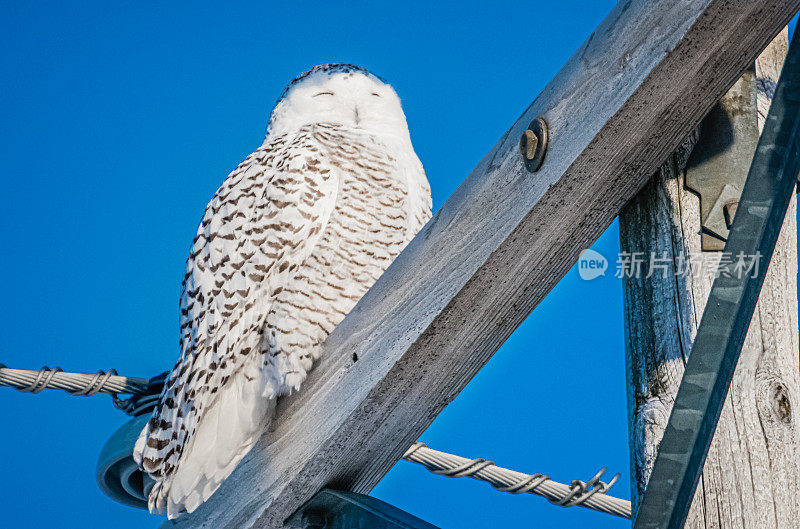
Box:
(371, 92, 381, 97)
(313, 91, 334, 97)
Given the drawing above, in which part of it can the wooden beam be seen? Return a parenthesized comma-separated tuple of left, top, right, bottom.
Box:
(168, 2, 799, 528)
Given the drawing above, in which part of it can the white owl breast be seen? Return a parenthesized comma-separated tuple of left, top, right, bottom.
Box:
(261, 122, 430, 396)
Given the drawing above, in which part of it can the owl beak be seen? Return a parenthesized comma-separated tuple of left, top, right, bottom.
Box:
(353, 105, 361, 125)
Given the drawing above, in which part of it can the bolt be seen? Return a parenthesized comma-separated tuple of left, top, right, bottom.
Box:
(520, 116, 550, 173)
(724, 200, 738, 229)
(522, 129, 538, 160)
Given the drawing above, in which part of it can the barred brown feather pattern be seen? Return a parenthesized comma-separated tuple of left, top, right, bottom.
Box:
(135, 121, 431, 507)
(263, 124, 428, 393)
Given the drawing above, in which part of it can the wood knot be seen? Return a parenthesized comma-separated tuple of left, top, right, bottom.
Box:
(772, 383, 792, 424)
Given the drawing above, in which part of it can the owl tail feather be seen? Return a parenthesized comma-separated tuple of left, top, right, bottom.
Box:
(140, 366, 276, 519)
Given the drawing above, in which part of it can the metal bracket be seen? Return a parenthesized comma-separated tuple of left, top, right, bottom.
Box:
(633, 27, 800, 529)
(685, 66, 759, 251)
(285, 489, 440, 529)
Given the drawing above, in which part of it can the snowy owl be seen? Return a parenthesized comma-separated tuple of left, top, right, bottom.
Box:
(133, 63, 432, 518)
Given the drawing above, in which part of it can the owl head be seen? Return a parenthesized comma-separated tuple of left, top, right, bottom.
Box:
(266, 64, 412, 140)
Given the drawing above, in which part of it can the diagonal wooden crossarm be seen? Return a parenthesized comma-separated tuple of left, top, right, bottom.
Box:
(168, 2, 800, 528)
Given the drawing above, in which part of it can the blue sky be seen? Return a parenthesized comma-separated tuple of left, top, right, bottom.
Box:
(2, 2, 790, 528)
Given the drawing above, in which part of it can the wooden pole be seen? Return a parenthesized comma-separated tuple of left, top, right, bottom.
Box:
(619, 29, 800, 528)
(167, 2, 799, 526)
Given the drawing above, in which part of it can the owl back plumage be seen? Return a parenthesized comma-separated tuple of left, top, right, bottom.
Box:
(133, 65, 432, 518)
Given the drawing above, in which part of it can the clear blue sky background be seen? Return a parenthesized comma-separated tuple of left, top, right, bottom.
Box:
(1, 2, 794, 528)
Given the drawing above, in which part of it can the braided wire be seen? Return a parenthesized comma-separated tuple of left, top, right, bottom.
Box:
(0, 364, 632, 519)
(402, 442, 631, 519)
(0, 364, 148, 397)
(0, 364, 156, 415)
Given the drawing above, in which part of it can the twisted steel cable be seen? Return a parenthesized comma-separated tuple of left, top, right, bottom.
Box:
(402, 442, 631, 519)
(0, 364, 156, 414)
(0, 364, 148, 395)
(0, 364, 631, 518)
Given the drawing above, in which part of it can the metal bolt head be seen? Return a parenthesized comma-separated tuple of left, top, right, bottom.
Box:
(724, 200, 738, 229)
(522, 129, 538, 160)
(520, 116, 550, 172)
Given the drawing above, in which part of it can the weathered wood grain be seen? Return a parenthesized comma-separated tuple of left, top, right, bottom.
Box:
(620, 29, 800, 528)
(167, 2, 800, 528)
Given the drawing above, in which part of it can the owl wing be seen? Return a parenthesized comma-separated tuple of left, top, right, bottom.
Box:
(134, 129, 338, 510)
